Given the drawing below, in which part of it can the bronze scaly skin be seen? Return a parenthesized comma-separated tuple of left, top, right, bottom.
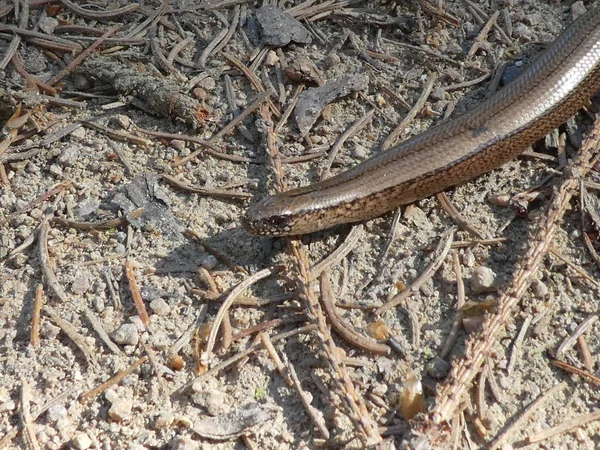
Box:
(244, 5, 600, 236)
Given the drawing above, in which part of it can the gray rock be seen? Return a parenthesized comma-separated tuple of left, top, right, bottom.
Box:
(255, 6, 312, 47)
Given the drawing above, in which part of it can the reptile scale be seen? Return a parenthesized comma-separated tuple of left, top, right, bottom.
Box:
(244, 5, 600, 236)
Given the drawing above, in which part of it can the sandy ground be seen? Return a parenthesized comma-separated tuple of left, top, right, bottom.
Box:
(1, 0, 600, 449)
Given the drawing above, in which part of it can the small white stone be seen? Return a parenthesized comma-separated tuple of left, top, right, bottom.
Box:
(113, 323, 139, 346)
(149, 298, 170, 316)
(470, 266, 497, 294)
(265, 50, 279, 66)
(46, 404, 68, 422)
(108, 398, 132, 422)
(154, 411, 175, 429)
(71, 432, 93, 450)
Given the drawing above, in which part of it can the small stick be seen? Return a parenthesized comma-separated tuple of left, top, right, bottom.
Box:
(555, 315, 597, 358)
(202, 268, 273, 365)
(174, 324, 317, 394)
(550, 358, 600, 386)
(320, 271, 391, 355)
(377, 227, 456, 314)
(527, 409, 600, 444)
(577, 335, 594, 372)
(186, 229, 246, 273)
(450, 237, 507, 248)
(167, 35, 194, 65)
(44, 305, 98, 366)
(11, 53, 57, 94)
(59, 0, 139, 19)
(20, 381, 41, 450)
(221, 52, 281, 116)
(259, 332, 292, 386)
(0, 388, 73, 448)
(30, 284, 43, 347)
(173, 92, 271, 167)
(84, 308, 123, 355)
(49, 25, 121, 86)
(506, 315, 532, 375)
(549, 247, 600, 290)
(79, 356, 148, 403)
(439, 250, 465, 358)
(212, 6, 241, 56)
(437, 192, 485, 239)
(308, 225, 363, 281)
(39, 220, 69, 303)
(274, 84, 304, 133)
(382, 72, 437, 150)
(284, 354, 330, 439)
(319, 109, 375, 179)
(161, 174, 252, 199)
(467, 10, 499, 58)
(52, 208, 144, 231)
(124, 260, 150, 325)
(81, 121, 151, 147)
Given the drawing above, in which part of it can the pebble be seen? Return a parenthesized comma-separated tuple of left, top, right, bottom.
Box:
(113, 323, 139, 346)
(170, 139, 186, 151)
(199, 76, 216, 90)
(265, 50, 279, 66)
(154, 411, 175, 429)
(200, 255, 218, 270)
(48, 164, 63, 177)
(470, 266, 497, 294)
(192, 388, 230, 416)
(70, 127, 86, 141)
(352, 144, 369, 160)
(0, 401, 16, 413)
(29, 208, 43, 220)
(530, 279, 549, 299)
(57, 146, 80, 166)
(110, 114, 131, 129)
(46, 404, 68, 422)
(571, 1, 587, 19)
(426, 356, 451, 379)
(108, 397, 133, 422)
(71, 275, 90, 295)
(71, 432, 93, 450)
(38, 16, 59, 34)
(40, 321, 60, 339)
(150, 298, 170, 315)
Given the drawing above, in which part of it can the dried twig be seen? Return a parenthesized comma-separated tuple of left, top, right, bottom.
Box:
(30, 284, 43, 347)
(376, 227, 456, 314)
(20, 381, 40, 450)
(124, 260, 150, 325)
(527, 409, 600, 444)
(382, 72, 437, 150)
(425, 118, 600, 434)
(489, 381, 567, 449)
(202, 268, 273, 366)
(320, 271, 390, 355)
(79, 356, 148, 403)
(44, 305, 98, 366)
(39, 220, 69, 303)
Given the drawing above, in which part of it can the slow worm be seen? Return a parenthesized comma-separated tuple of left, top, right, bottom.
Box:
(244, 5, 600, 236)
